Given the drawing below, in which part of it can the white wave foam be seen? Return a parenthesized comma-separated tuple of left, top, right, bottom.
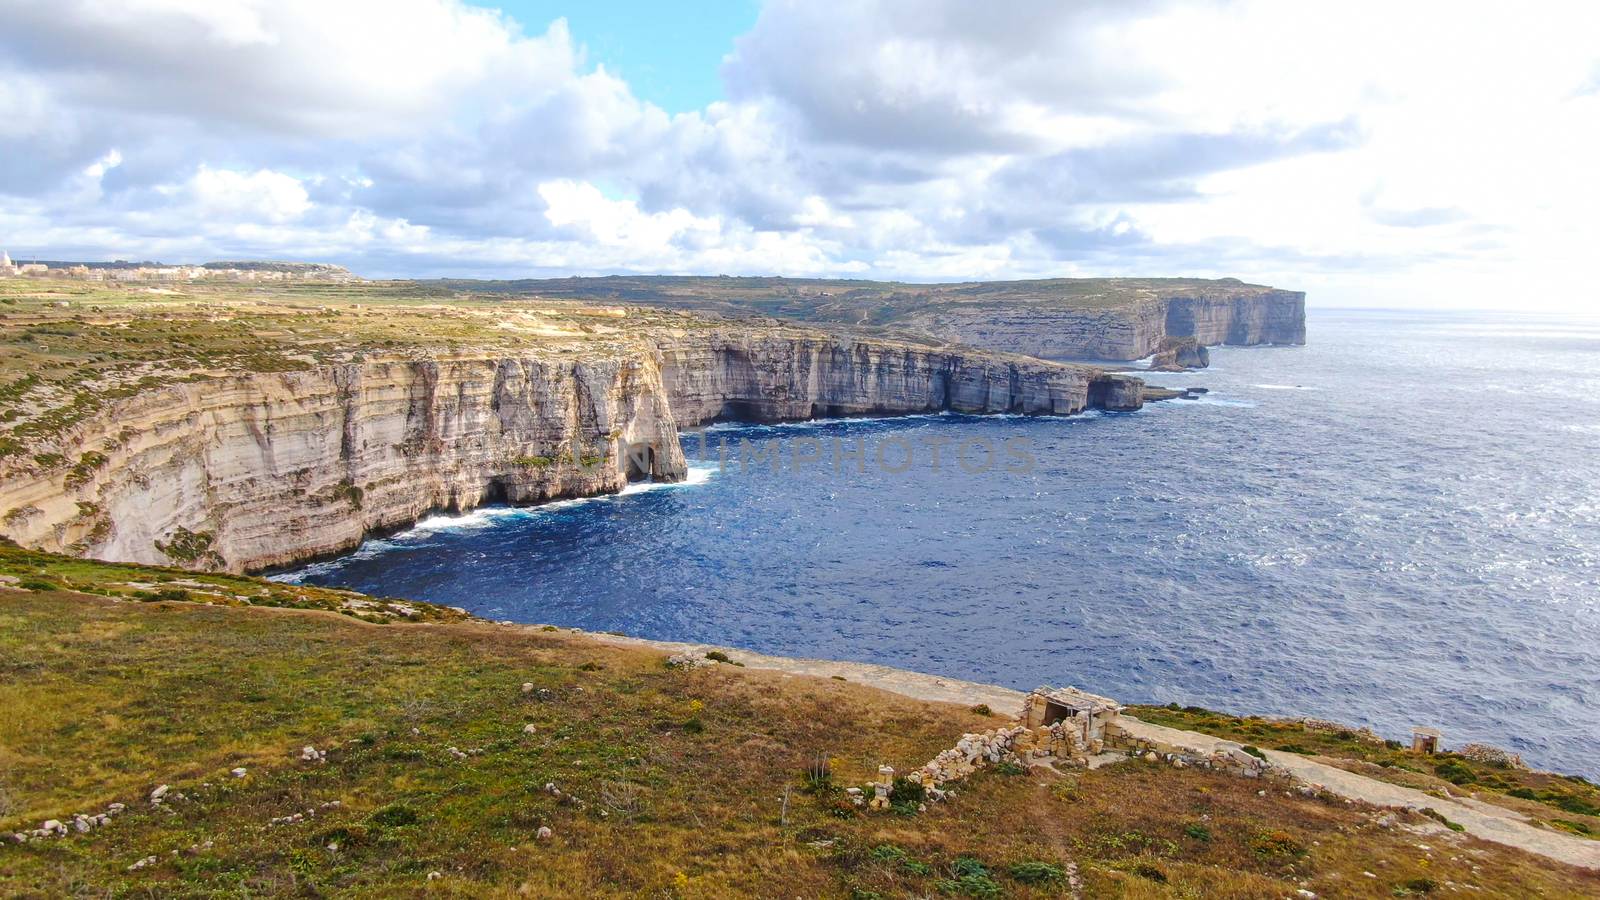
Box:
(1254, 384, 1320, 391)
(620, 463, 718, 494)
(407, 505, 532, 535)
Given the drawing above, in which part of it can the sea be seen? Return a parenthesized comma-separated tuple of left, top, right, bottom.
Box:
(278, 309, 1600, 777)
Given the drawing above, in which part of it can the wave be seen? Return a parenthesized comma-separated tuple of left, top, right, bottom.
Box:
(274, 465, 721, 582)
(620, 463, 718, 494)
(1254, 384, 1320, 391)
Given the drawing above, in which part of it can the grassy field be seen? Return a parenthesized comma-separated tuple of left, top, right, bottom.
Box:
(2, 561, 1597, 897)
(1133, 705, 1600, 843)
(0, 277, 718, 463)
(439, 274, 1287, 335)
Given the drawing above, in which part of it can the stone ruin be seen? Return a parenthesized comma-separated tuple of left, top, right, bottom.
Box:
(897, 687, 1127, 800)
(847, 686, 1290, 809)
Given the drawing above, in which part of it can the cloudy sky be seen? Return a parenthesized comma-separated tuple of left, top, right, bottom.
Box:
(2, 0, 1597, 309)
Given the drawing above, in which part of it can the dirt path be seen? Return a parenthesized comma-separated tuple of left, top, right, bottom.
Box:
(574, 628, 1600, 871)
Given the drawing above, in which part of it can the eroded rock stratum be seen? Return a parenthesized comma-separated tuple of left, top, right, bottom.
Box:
(0, 281, 1153, 572)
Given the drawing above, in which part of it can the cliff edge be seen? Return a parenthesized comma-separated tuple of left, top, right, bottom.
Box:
(0, 281, 1142, 572)
(452, 274, 1307, 362)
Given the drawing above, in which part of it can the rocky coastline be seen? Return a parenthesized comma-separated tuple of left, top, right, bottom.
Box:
(0, 321, 1146, 574)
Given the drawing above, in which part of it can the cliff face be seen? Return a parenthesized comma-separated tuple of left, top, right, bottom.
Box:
(1, 333, 1138, 573)
(902, 289, 1306, 361)
(658, 331, 1116, 425)
(1163, 290, 1307, 350)
(1, 352, 686, 573)
(460, 275, 1308, 363)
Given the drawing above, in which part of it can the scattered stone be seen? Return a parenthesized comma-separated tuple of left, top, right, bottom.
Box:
(149, 784, 169, 803)
(231, 767, 247, 778)
(427, 871, 443, 881)
(536, 826, 553, 841)
(665, 652, 711, 669)
(300, 745, 326, 763)
(522, 723, 537, 735)
(521, 682, 535, 693)
(1459, 743, 1526, 769)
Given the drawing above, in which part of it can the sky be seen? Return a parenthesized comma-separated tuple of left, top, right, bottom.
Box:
(1, 1, 1598, 310)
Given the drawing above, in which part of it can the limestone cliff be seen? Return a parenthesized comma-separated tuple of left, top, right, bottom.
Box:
(0, 351, 686, 573)
(658, 330, 1124, 425)
(1, 330, 1139, 574)
(467, 275, 1308, 362)
(897, 289, 1305, 362)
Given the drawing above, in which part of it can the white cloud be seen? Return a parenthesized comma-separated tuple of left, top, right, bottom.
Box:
(0, 0, 1596, 309)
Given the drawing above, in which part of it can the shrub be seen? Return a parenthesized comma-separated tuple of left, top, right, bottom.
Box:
(802, 753, 833, 794)
(154, 527, 223, 567)
(1240, 745, 1266, 759)
(1421, 808, 1466, 832)
(949, 857, 988, 877)
(1551, 793, 1600, 816)
(1399, 877, 1438, 894)
(888, 776, 926, 806)
(331, 480, 364, 509)
(1434, 760, 1476, 785)
(1184, 823, 1212, 842)
(1550, 819, 1593, 836)
(1131, 862, 1168, 882)
(1007, 861, 1064, 884)
(704, 650, 731, 663)
(937, 857, 1002, 898)
(368, 804, 420, 828)
(869, 844, 907, 863)
(969, 704, 991, 716)
(1250, 830, 1306, 859)
(992, 760, 1027, 776)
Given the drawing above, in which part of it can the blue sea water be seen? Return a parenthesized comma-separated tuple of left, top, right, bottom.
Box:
(281, 309, 1600, 776)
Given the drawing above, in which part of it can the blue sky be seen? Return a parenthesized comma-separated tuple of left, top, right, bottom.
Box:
(477, 2, 758, 112)
(1, 1, 1598, 309)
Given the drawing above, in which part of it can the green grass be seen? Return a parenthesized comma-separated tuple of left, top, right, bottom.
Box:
(1133, 703, 1600, 835)
(1, 567, 1597, 896)
(0, 277, 725, 457)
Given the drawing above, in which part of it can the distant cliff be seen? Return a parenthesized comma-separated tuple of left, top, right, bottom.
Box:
(902, 289, 1306, 361)
(1, 328, 1140, 573)
(448, 275, 1308, 362)
(659, 330, 1137, 425)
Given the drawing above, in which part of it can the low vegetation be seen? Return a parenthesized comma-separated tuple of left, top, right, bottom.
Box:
(1135, 704, 1600, 842)
(0, 554, 1596, 896)
(0, 278, 722, 464)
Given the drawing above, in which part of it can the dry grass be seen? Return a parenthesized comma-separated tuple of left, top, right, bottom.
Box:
(1133, 704, 1600, 843)
(1, 581, 1596, 897)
